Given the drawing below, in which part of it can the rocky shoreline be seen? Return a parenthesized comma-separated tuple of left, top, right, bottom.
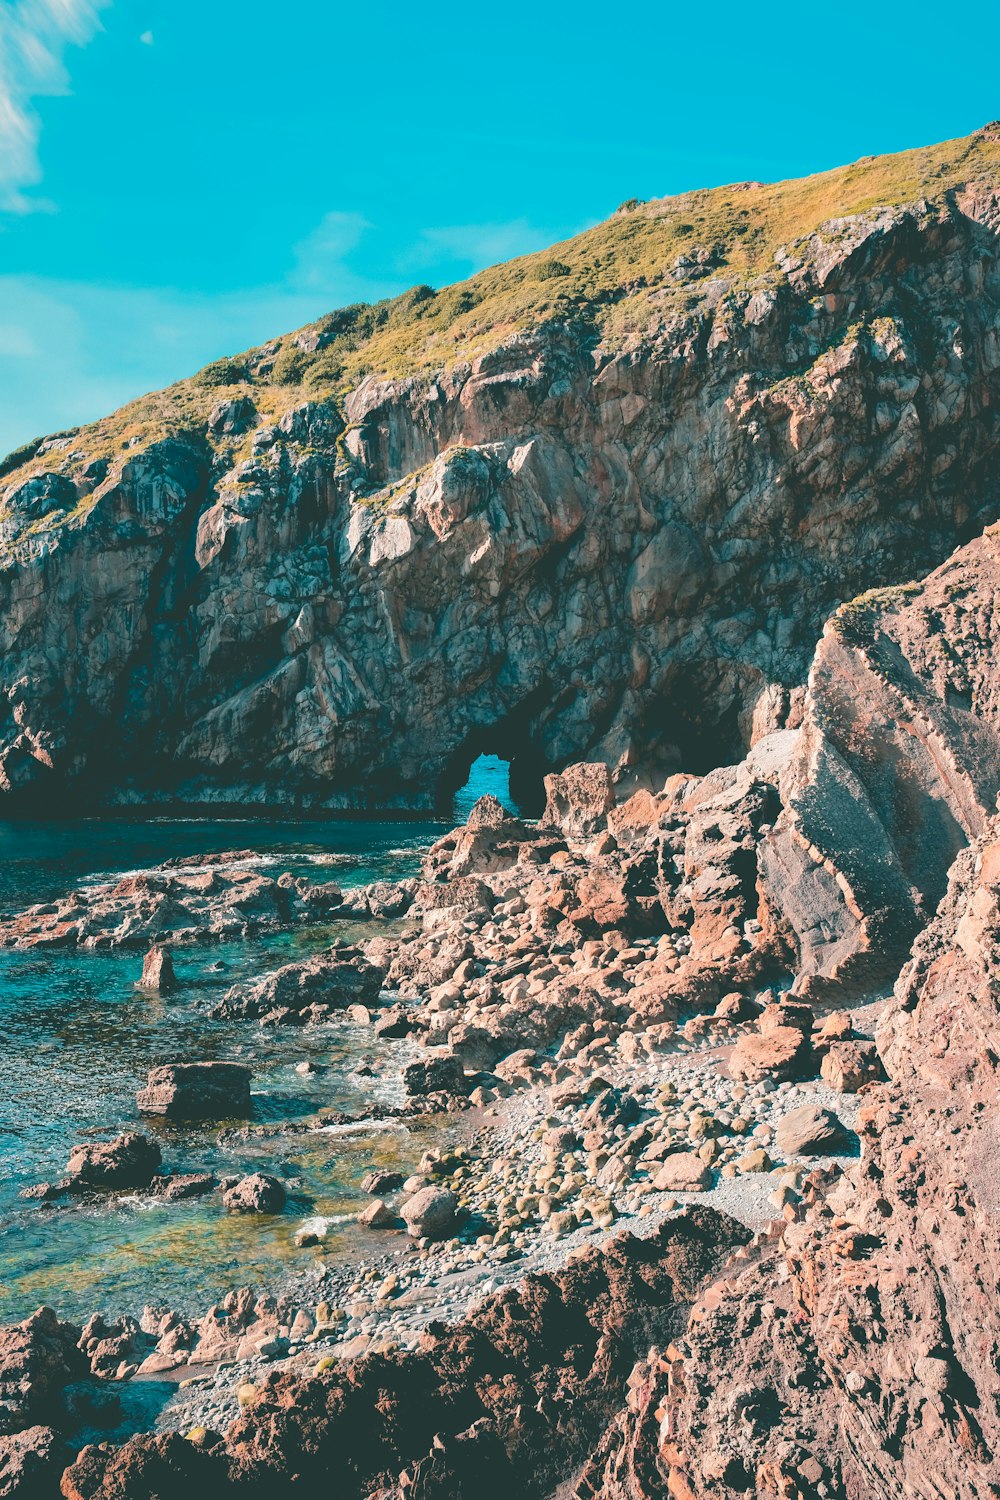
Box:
(3, 125, 1000, 1497)
(0, 746, 891, 1495)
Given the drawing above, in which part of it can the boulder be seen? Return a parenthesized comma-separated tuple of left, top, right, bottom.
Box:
(820, 1039, 885, 1092)
(399, 1186, 458, 1240)
(542, 763, 615, 838)
(728, 1026, 814, 1083)
(137, 1062, 251, 1120)
(140, 945, 176, 992)
(65, 1133, 162, 1190)
(0, 1308, 85, 1433)
(0, 1424, 61, 1495)
(153, 1173, 216, 1202)
(361, 1170, 403, 1195)
(653, 1153, 713, 1192)
(358, 1199, 396, 1229)
(775, 1104, 850, 1156)
(222, 1174, 286, 1214)
(373, 1006, 415, 1040)
(214, 948, 384, 1022)
(758, 1000, 814, 1034)
(403, 1053, 466, 1097)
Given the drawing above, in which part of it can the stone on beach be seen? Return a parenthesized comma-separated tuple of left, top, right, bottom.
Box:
(399, 1186, 458, 1240)
(728, 1026, 814, 1083)
(820, 1039, 885, 1092)
(136, 1062, 252, 1120)
(652, 1153, 713, 1192)
(402, 1053, 466, 1097)
(358, 1199, 397, 1229)
(775, 1104, 850, 1156)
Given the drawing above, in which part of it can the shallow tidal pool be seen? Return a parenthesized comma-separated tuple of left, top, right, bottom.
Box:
(0, 814, 448, 1323)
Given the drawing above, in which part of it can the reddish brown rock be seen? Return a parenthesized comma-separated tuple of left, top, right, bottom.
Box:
(136, 1062, 251, 1120)
(652, 1153, 712, 1192)
(0, 1424, 62, 1496)
(59, 1211, 747, 1499)
(65, 1133, 161, 1191)
(774, 1104, 849, 1156)
(221, 1175, 286, 1215)
(399, 1186, 457, 1240)
(728, 1025, 814, 1083)
(542, 763, 615, 838)
(140, 945, 176, 992)
(0, 1307, 85, 1433)
(819, 1039, 885, 1092)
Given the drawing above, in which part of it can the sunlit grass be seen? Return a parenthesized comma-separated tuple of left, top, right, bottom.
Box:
(4, 125, 999, 498)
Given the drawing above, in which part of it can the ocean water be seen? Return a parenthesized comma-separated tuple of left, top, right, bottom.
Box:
(0, 815, 449, 1325)
(0, 756, 519, 1325)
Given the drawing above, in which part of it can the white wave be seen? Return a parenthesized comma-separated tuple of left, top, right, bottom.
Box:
(298, 1212, 358, 1235)
(316, 1118, 410, 1137)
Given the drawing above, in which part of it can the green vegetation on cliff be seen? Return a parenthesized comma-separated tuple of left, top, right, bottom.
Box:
(5, 124, 1000, 484)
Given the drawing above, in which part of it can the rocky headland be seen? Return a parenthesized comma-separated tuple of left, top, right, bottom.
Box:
(1, 125, 1000, 1496)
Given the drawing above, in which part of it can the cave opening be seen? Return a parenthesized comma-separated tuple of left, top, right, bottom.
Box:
(439, 714, 549, 822)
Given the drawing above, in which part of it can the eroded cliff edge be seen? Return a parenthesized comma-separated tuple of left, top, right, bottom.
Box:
(1, 129, 1000, 810)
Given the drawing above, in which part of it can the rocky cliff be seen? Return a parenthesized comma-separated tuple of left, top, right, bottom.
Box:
(2, 128, 1000, 810)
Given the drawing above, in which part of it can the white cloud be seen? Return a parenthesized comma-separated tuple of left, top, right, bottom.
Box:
(0, 207, 580, 458)
(0, 0, 110, 212)
(0, 212, 407, 455)
(402, 218, 563, 275)
(139, 29, 153, 45)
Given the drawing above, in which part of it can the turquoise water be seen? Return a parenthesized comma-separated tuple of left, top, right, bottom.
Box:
(0, 815, 449, 1324)
(0, 758, 520, 1324)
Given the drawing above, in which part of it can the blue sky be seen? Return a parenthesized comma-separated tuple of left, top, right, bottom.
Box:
(1, 0, 998, 457)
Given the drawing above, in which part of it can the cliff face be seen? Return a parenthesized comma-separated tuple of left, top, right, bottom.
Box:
(2, 149, 1000, 809)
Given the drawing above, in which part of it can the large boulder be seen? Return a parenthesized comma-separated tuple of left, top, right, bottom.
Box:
(214, 948, 384, 1022)
(728, 1026, 814, 1084)
(400, 1186, 458, 1240)
(542, 763, 615, 838)
(820, 1039, 886, 1092)
(653, 1153, 713, 1193)
(65, 1132, 162, 1190)
(0, 1308, 85, 1434)
(774, 1104, 850, 1156)
(403, 1053, 466, 1098)
(0, 1424, 62, 1495)
(222, 1174, 286, 1214)
(136, 1062, 251, 1120)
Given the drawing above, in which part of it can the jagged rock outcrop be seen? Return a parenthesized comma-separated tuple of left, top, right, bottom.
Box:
(59, 1210, 747, 1499)
(0, 851, 342, 949)
(580, 812, 1000, 1500)
(760, 525, 1000, 996)
(1, 143, 1000, 810)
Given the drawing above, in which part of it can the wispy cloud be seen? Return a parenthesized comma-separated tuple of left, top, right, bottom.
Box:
(0, 211, 406, 455)
(402, 218, 566, 275)
(0, 0, 110, 213)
